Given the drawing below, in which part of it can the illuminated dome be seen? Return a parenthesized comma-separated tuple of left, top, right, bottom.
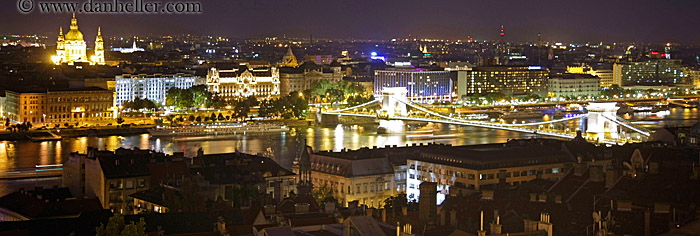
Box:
(65, 14, 83, 41)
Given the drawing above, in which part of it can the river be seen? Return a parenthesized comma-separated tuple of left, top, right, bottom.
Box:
(0, 107, 697, 172)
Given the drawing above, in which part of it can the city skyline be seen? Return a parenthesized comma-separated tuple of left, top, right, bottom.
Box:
(2, 0, 700, 43)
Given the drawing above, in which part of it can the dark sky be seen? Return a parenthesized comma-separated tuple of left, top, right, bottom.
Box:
(2, 0, 700, 43)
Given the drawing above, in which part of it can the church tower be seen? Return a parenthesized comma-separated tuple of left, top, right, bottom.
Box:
(281, 46, 298, 67)
(92, 27, 105, 65)
(296, 144, 314, 196)
(53, 27, 66, 64)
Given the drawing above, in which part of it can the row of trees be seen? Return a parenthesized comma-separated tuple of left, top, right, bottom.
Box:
(306, 80, 367, 105)
(165, 85, 216, 109)
(122, 98, 159, 111)
(259, 92, 308, 119)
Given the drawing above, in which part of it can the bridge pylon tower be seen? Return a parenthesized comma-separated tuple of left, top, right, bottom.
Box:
(586, 102, 619, 141)
(378, 87, 409, 133)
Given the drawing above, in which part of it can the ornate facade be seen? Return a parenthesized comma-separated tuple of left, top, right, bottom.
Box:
(52, 14, 105, 65)
(206, 63, 280, 101)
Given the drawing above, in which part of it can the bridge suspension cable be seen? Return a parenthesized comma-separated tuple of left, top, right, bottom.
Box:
(395, 97, 589, 127)
(323, 99, 380, 114)
(600, 114, 651, 137)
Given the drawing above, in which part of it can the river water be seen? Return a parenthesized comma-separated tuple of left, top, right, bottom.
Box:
(0, 107, 697, 172)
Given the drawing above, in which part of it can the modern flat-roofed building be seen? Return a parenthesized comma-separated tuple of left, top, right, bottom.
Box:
(613, 59, 689, 86)
(374, 68, 454, 103)
(115, 73, 201, 106)
(458, 66, 548, 96)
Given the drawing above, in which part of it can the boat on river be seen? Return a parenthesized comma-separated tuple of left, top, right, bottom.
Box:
(148, 123, 289, 137)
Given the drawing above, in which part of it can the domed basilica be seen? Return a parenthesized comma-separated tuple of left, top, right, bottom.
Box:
(52, 14, 105, 65)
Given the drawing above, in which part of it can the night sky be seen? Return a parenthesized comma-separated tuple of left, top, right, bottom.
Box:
(1, 0, 700, 43)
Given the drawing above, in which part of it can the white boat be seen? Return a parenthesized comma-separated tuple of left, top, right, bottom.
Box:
(148, 123, 289, 137)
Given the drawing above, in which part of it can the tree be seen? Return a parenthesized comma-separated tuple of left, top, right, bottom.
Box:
(258, 99, 274, 118)
(188, 115, 195, 122)
(96, 213, 146, 236)
(235, 96, 259, 121)
(116, 117, 125, 125)
(217, 113, 224, 121)
(195, 116, 202, 123)
(189, 85, 212, 108)
(312, 183, 335, 205)
(209, 112, 217, 122)
(123, 98, 158, 111)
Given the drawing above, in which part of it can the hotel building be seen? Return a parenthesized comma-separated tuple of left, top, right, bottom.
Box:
(374, 69, 454, 103)
(207, 62, 281, 101)
(115, 73, 202, 106)
(457, 66, 548, 96)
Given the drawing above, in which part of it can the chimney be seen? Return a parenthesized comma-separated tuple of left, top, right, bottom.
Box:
(490, 216, 502, 234)
(537, 213, 554, 236)
(477, 211, 486, 236)
(589, 165, 604, 182)
(523, 219, 538, 232)
(605, 169, 618, 188)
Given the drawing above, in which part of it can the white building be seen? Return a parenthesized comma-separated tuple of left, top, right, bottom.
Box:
(115, 74, 202, 106)
(547, 73, 601, 99)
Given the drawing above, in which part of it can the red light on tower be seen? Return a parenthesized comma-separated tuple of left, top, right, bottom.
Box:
(500, 25, 505, 37)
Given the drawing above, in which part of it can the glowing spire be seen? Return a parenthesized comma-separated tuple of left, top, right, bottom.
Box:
(98, 27, 101, 36)
(59, 27, 63, 36)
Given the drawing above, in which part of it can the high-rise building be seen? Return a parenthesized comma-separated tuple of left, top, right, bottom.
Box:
(207, 63, 281, 101)
(374, 68, 454, 103)
(115, 74, 201, 106)
(457, 66, 548, 97)
(613, 59, 689, 86)
(52, 14, 104, 65)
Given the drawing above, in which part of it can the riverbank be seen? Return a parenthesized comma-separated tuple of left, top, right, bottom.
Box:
(0, 126, 153, 141)
(0, 119, 318, 141)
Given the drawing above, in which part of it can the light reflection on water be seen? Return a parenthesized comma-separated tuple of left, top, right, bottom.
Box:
(0, 108, 696, 172)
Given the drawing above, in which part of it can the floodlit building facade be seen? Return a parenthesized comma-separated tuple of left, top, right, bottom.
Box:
(459, 66, 548, 96)
(547, 73, 601, 98)
(52, 14, 104, 65)
(115, 73, 201, 106)
(207, 63, 281, 101)
(613, 59, 689, 86)
(5, 88, 113, 125)
(374, 69, 454, 103)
